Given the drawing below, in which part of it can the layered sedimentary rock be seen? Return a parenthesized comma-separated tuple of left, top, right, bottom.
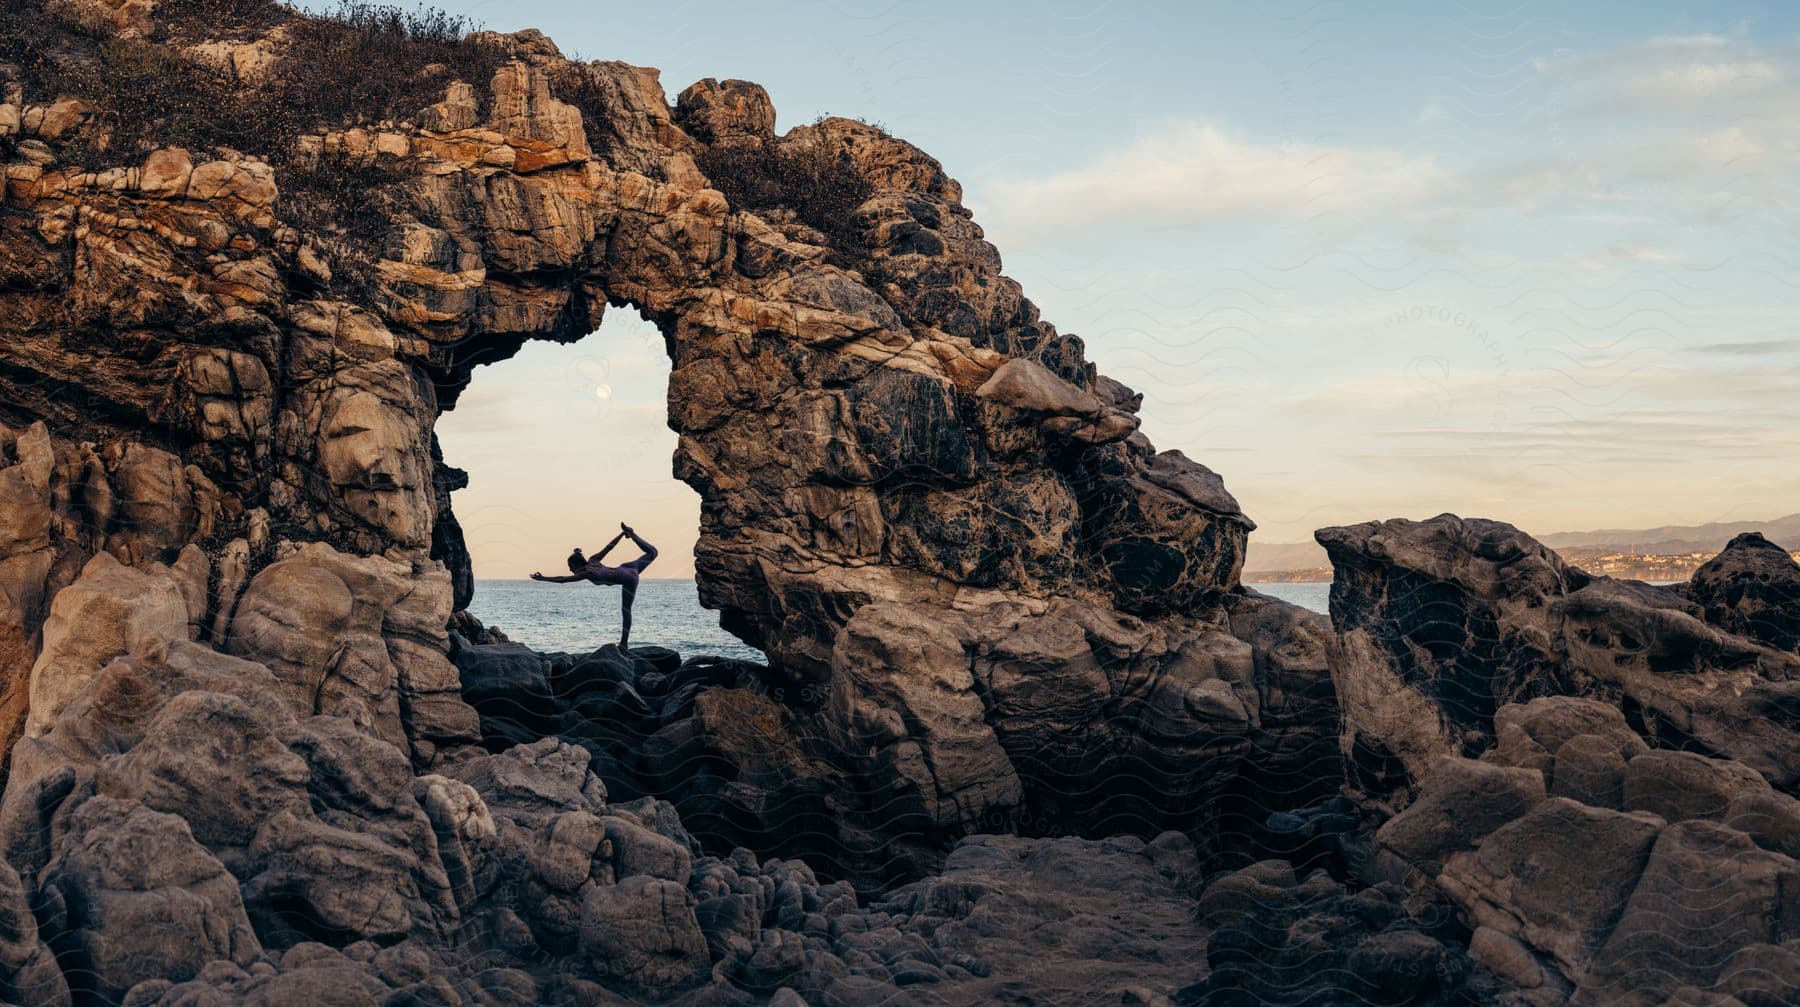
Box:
(0, 2, 1339, 1001)
(0, 0, 1330, 874)
(8, 3, 1800, 1005)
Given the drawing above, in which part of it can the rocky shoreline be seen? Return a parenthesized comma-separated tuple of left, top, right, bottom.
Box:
(1, 2, 1798, 1004)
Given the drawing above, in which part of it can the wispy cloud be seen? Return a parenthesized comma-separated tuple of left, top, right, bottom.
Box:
(1536, 31, 1789, 103)
(1687, 340, 1800, 356)
(979, 122, 1445, 235)
(987, 31, 1798, 253)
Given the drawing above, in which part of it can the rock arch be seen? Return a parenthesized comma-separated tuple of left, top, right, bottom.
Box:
(0, 18, 1336, 879)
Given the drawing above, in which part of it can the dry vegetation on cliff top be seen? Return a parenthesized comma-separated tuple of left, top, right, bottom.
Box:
(4, 0, 875, 270)
(2, 1, 503, 283)
(3, 2, 499, 164)
(694, 139, 875, 265)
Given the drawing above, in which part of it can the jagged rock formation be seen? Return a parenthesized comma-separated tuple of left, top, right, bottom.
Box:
(1304, 518, 1800, 1007)
(0, 1, 1344, 1002)
(1186, 859, 1491, 1006)
(1318, 514, 1800, 808)
(1689, 531, 1800, 654)
(0, 0, 1337, 886)
(1358, 699, 1800, 1007)
(6, 3, 1800, 1006)
(1, 583, 1234, 1006)
(450, 593, 1338, 884)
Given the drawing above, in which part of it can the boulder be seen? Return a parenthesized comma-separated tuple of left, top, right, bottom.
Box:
(1576, 821, 1800, 1006)
(25, 552, 188, 736)
(1438, 797, 1663, 981)
(1495, 696, 1648, 763)
(1371, 757, 1546, 877)
(1623, 750, 1770, 824)
(452, 639, 556, 740)
(826, 603, 1022, 840)
(42, 797, 262, 1003)
(228, 542, 475, 757)
(1689, 532, 1800, 653)
(1722, 789, 1800, 860)
(1188, 860, 1480, 1006)
(1550, 733, 1630, 809)
(242, 809, 419, 946)
(578, 876, 709, 990)
(675, 78, 777, 145)
(94, 690, 311, 847)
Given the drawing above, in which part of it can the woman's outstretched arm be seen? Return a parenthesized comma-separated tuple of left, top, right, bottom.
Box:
(530, 572, 585, 583)
(591, 531, 627, 561)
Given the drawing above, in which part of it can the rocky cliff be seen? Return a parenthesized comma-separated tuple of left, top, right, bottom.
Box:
(1310, 516, 1800, 1006)
(0, 2, 1344, 1003)
(0, 0, 1339, 876)
(3, 3, 1800, 1006)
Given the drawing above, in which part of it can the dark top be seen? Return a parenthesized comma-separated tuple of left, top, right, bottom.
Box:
(583, 549, 656, 587)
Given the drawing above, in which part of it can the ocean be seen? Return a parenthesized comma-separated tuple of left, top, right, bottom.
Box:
(1250, 581, 1332, 615)
(468, 578, 1336, 662)
(467, 579, 765, 662)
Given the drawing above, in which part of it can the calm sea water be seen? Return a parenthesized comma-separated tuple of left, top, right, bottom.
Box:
(468, 579, 764, 662)
(469, 578, 1336, 662)
(1249, 581, 1332, 615)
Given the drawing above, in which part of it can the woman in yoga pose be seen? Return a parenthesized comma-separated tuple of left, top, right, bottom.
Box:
(530, 523, 659, 649)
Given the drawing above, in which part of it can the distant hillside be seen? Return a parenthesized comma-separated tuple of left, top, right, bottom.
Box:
(1538, 514, 1800, 553)
(1243, 540, 1330, 573)
(1245, 513, 1800, 582)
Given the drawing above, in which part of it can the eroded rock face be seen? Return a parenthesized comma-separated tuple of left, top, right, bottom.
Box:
(17, 4, 1800, 1005)
(0, 3, 1244, 678)
(10, 602, 1251, 1005)
(1319, 514, 1800, 805)
(1307, 520, 1800, 1005)
(1689, 531, 1800, 654)
(1350, 695, 1800, 1007)
(1188, 859, 1489, 1006)
(453, 597, 1339, 889)
(0, 0, 1337, 886)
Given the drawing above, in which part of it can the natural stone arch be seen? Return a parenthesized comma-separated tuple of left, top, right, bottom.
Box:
(0, 15, 1335, 880)
(259, 42, 1257, 676)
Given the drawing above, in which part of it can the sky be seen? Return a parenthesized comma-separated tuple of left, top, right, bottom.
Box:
(360, 0, 1800, 577)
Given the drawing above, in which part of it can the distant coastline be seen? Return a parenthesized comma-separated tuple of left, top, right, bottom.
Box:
(1244, 568, 1334, 584)
(1247, 547, 1800, 584)
(1246, 513, 1800, 584)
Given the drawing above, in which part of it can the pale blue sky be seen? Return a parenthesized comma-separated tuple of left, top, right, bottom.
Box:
(335, 0, 1800, 576)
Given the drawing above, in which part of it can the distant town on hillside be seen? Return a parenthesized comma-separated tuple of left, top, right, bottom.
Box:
(1246, 514, 1800, 583)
